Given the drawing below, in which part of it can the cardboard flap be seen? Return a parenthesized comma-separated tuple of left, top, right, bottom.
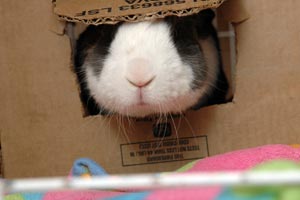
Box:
(53, 0, 225, 25)
(218, 0, 250, 23)
(49, 12, 66, 35)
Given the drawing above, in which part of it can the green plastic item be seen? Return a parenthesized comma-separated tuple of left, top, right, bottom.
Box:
(233, 160, 300, 200)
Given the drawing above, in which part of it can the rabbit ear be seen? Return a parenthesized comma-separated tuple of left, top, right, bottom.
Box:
(194, 9, 217, 39)
(165, 9, 216, 38)
(196, 9, 216, 24)
(169, 9, 215, 24)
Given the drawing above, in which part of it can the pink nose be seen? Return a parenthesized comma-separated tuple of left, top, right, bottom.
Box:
(126, 58, 155, 88)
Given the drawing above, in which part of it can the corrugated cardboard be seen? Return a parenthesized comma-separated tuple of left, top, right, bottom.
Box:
(53, 0, 225, 25)
(1, 0, 300, 178)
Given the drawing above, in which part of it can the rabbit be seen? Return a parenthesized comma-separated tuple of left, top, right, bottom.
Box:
(73, 9, 228, 117)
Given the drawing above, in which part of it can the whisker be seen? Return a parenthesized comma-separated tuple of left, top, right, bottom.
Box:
(121, 114, 131, 144)
(169, 112, 179, 146)
(182, 114, 197, 139)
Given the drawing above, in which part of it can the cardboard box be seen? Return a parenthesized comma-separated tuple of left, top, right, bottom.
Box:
(1, 0, 300, 178)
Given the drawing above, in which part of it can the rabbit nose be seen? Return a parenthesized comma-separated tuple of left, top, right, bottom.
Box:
(126, 58, 155, 88)
(127, 76, 155, 88)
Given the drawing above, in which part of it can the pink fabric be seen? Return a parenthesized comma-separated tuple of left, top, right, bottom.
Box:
(146, 187, 221, 200)
(44, 145, 300, 200)
(145, 144, 300, 200)
(43, 191, 123, 200)
(189, 144, 300, 172)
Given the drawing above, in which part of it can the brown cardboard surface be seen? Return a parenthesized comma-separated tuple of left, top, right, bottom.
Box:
(0, 0, 81, 177)
(53, 0, 225, 25)
(218, 0, 249, 23)
(1, 0, 300, 178)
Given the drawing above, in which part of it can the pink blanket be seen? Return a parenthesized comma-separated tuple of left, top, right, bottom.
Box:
(5, 144, 300, 200)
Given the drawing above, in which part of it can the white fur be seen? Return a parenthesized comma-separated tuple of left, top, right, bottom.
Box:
(85, 20, 218, 117)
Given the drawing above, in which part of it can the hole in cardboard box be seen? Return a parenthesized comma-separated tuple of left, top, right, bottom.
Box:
(215, 12, 236, 102)
(153, 123, 172, 138)
(66, 10, 236, 118)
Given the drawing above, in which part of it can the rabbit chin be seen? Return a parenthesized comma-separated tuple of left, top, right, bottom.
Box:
(97, 89, 205, 118)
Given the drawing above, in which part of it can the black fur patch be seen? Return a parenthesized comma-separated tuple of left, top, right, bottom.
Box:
(168, 9, 229, 109)
(193, 10, 229, 108)
(74, 24, 120, 115)
(167, 15, 207, 89)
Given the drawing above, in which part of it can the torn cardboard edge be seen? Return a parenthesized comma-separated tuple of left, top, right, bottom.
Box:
(53, 0, 225, 25)
(57, 7, 214, 25)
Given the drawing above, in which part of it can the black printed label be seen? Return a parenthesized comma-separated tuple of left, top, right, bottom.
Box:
(120, 136, 208, 166)
(55, 0, 224, 22)
(69, 0, 222, 18)
(119, 0, 186, 11)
